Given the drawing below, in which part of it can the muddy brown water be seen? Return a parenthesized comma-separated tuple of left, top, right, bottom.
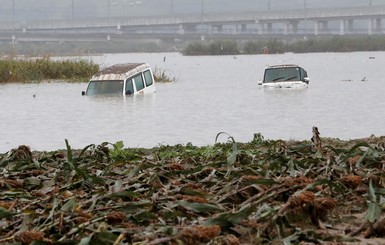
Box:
(1, 51, 384, 152)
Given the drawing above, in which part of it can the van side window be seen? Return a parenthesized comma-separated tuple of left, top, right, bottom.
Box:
(143, 70, 153, 86)
(299, 68, 308, 80)
(125, 79, 134, 94)
(133, 74, 145, 91)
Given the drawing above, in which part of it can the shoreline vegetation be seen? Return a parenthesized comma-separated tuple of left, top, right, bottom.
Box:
(0, 57, 176, 83)
(181, 36, 385, 55)
(0, 58, 99, 83)
(0, 133, 385, 244)
(1, 36, 384, 58)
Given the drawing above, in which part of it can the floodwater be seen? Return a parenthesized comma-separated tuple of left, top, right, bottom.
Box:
(1, 51, 384, 152)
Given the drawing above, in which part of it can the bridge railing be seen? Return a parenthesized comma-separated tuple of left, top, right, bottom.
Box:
(0, 5, 384, 32)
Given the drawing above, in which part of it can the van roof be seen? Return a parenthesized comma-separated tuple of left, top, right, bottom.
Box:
(91, 63, 151, 81)
(267, 64, 300, 69)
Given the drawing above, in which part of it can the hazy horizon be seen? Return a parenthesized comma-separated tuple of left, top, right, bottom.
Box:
(0, 0, 382, 22)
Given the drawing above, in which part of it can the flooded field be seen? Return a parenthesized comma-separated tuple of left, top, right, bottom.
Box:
(1, 51, 384, 152)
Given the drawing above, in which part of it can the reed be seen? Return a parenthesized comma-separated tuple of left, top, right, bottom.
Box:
(183, 36, 385, 55)
(153, 67, 177, 83)
(287, 36, 385, 53)
(243, 36, 385, 54)
(0, 57, 99, 83)
(182, 40, 239, 56)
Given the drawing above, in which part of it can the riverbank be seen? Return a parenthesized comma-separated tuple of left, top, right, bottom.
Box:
(1, 135, 384, 244)
(182, 36, 385, 55)
(2, 36, 385, 57)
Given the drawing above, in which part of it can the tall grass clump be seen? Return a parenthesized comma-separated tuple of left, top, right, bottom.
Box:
(287, 36, 385, 53)
(153, 67, 177, 83)
(0, 57, 99, 83)
(243, 38, 285, 54)
(182, 40, 239, 56)
(181, 42, 210, 56)
(241, 36, 385, 54)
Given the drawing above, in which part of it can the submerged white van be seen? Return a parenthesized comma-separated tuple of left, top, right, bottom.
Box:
(82, 63, 156, 96)
(258, 64, 309, 89)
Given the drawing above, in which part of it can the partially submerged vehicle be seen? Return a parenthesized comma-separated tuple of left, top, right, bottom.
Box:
(82, 63, 156, 96)
(258, 64, 309, 89)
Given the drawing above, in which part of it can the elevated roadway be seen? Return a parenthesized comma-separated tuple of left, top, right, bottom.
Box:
(0, 5, 384, 42)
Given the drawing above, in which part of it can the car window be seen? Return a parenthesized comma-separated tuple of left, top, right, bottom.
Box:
(264, 67, 300, 82)
(133, 73, 145, 91)
(86, 80, 123, 95)
(143, 70, 153, 86)
(125, 79, 134, 94)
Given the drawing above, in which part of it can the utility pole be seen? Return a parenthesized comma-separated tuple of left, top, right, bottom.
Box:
(107, 0, 111, 39)
(108, 0, 110, 23)
(71, 0, 74, 19)
(303, 0, 307, 33)
(201, 0, 204, 24)
(12, 0, 15, 46)
(12, 0, 15, 26)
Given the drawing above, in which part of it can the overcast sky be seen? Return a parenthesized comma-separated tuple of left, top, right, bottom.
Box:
(0, 0, 381, 22)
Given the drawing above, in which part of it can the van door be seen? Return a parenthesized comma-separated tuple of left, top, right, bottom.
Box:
(143, 70, 154, 87)
(133, 73, 145, 92)
(125, 79, 134, 94)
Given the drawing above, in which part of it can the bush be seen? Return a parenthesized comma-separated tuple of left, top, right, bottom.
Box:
(182, 40, 239, 56)
(0, 57, 99, 83)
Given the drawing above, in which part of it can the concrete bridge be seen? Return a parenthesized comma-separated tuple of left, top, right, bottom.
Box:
(1, 5, 384, 42)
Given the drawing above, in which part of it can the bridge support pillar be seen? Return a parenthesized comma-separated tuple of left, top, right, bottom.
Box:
(257, 23, 263, 35)
(348, 19, 354, 34)
(292, 21, 298, 34)
(284, 21, 298, 35)
(375, 18, 382, 34)
(236, 24, 247, 34)
(320, 21, 328, 34)
(314, 22, 319, 35)
(339, 20, 345, 35)
(213, 25, 223, 33)
(262, 22, 273, 34)
(241, 24, 247, 32)
(368, 19, 374, 35)
(314, 20, 328, 35)
(182, 24, 196, 34)
(339, 20, 353, 35)
(367, 18, 382, 34)
(178, 24, 185, 35)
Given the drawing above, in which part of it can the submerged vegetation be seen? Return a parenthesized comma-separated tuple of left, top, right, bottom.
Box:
(1, 131, 385, 244)
(0, 57, 99, 83)
(153, 67, 178, 83)
(182, 36, 385, 55)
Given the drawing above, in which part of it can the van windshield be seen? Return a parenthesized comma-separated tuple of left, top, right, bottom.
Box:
(264, 67, 300, 83)
(86, 80, 124, 95)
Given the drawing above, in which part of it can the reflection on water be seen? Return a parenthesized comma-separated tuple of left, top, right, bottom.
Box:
(1, 52, 385, 152)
